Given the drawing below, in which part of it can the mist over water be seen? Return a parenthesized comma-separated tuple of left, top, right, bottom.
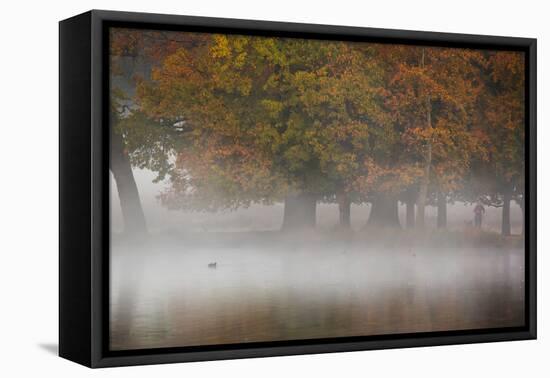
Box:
(110, 169, 525, 351)
(111, 169, 523, 235)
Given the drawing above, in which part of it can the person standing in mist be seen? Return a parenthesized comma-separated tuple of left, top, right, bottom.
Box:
(474, 201, 486, 229)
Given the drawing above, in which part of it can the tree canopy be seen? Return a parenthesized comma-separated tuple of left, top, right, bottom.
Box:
(110, 28, 525, 234)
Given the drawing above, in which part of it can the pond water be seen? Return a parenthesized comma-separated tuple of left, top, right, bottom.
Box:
(109, 234, 525, 350)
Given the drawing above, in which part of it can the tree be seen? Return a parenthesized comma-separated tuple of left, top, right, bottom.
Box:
(138, 35, 385, 230)
(109, 28, 210, 234)
(119, 29, 524, 236)
(483, 51, 525, 236)
(380, 45, 487, 229)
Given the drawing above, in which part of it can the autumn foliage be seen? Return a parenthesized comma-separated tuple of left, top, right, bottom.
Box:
(110, 28, 525, 233)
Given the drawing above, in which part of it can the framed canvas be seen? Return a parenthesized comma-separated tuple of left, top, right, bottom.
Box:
(59, 10, 537, 368)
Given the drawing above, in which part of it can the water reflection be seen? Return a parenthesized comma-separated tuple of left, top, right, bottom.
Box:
(110, 232, 524, 350)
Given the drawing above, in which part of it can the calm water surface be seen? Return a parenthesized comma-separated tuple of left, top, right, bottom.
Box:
(110, 233, 524, 350)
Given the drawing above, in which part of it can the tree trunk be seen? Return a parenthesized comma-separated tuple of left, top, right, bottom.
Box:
(501, 191, 511, 236)
(416, 144, 431, 228)
(110, 126, 147, 235)
(281, 193, 317, 230)
(368, 194, 401, 228)
(336, 191, 351, 228)
(416, 48, 432, 229)
(437, 191, 447, 229)
(406, 199, 415, 229)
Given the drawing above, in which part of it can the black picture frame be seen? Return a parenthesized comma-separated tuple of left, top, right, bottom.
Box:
(59, 9, 537, 368)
